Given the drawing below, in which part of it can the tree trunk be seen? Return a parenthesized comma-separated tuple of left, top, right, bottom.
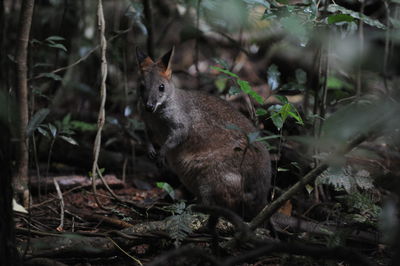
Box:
(0, 103, 21, 265)
(15, 0, 35, 206)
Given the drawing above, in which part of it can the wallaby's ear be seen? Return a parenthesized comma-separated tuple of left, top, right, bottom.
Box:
(136, 47, 153, 69)
(157, 47, 174, 79)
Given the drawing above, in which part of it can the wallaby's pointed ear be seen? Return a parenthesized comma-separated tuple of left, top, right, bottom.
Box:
(136, 47, 153, 69)
(157, 47, 174, 79)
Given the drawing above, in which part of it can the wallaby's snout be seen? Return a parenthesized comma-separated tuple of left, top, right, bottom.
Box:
(136, 47, 175, 114)
(145, 102, 157, 113)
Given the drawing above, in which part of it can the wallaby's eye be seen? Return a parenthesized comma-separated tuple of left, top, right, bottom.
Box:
(159, 84, 165, 92)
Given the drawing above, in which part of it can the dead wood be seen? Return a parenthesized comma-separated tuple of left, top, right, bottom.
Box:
(29, 175, 124, 193)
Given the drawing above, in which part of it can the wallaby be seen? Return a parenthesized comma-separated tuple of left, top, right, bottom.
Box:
(136, 47, 271, 219)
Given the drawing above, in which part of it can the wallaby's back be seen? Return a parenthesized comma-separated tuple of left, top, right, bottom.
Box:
(136, 47, 271, 220)
(169, 89, 271, 219)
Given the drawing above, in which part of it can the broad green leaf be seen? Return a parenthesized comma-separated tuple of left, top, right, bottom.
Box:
(60, 135, 78, 145)
(48, 123, 57, 137)
(39, 72, 62, 81)
(288, 103, 304, 124)
(37, 126, 49, 138)
(46, 36, 65, 42)
(237, 79, 264, 104)
(62, 114, 71, 125)
(275, 95, 289, 104)
(215, 78, 227, 92)
(70, 120, 97, 131)
(256, 108, 268, 116)
(280, 103, 291, 121)
(156, 182, 176, 200)
(288, 111, 304, 125)
(271, 112, 284, 130)
(211, 66, 239, 78)
(48, 43, 67, 52)
(26, 108, 50, 137)
(327, 4, 386, 29)
(327, 14, 354, 24)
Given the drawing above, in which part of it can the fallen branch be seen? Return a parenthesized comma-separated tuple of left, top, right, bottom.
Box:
(53, 179, 64, 232)
(29, 175, 123, 194)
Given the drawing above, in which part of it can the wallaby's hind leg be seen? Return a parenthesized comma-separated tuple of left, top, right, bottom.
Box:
(197, 172, 244, 216)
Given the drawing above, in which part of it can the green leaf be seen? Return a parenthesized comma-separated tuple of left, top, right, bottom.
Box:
(256, 108, 268, 116)
(212, 58, 230, 69)
(288, 111, 304, 125)
(278, 167, 289, 172)
(327, 14, 354, 24)
(228, 85, 241, 96)
(33, 62, 52, 68)
(215, 78, 227, 92)
(156, 182, 176, 200)
(327, 76, 353, 90)
(237, 79, 264, 104)
(48, 123, 57, 137)
(48, 43, 67, 52)
(280, 103, 291, 121)
(60, 135, 78, 145)
(37, 126, 49, 138)
(46, 36, 65, 42)
(62, 114, 71, 125)
(247, 131, 261, 144)
(295, 69, 307, 85)
(271, 113, 284, 130)
(275, 95, 289, 104)
(255, 135, 281, 142)
(305, 184, 314, 194)
(70, 120, 97, 131)
(327, 4, 386, 29)
(211, 66, 239, 78)
(39, 72, 62, 81)
(267, 64, 280, 90)
(26, 108, 50, 137)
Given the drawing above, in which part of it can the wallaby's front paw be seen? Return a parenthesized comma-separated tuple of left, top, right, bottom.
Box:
(148, 149, 158, 160)
(147, 144, 158, 160)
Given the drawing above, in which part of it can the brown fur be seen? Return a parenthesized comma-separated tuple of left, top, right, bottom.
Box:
(137, 48, 271, 220)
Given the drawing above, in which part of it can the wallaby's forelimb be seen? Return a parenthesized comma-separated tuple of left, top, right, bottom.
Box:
(159, 122, 188, 164)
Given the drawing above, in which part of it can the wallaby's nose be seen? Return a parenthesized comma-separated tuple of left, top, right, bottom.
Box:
(145, 103, 155, 112)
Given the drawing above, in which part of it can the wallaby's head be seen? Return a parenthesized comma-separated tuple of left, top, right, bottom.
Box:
(136, 47, 175, 113)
